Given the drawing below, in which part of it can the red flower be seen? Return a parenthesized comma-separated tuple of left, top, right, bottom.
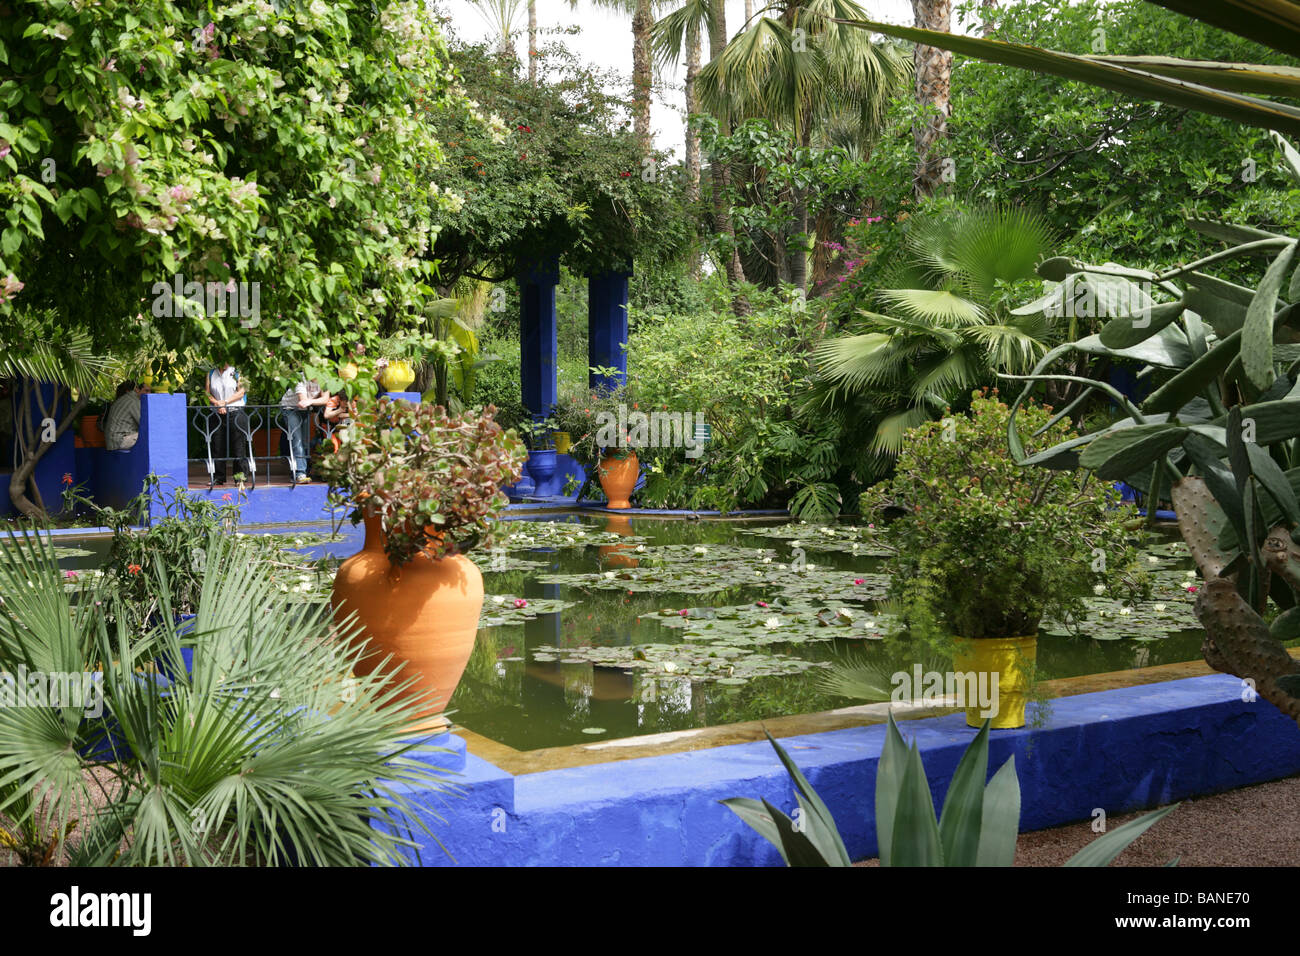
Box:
(854, 579, 864, 586)
(127, 564, 142, 576)
(513, 598, 528, 608)
(62, 473, 73, 485)
(222, 493, 232, 502)
(619, 171, 631, 178)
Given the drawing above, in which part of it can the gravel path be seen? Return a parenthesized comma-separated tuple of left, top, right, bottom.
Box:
(856, 773, 1300, 867)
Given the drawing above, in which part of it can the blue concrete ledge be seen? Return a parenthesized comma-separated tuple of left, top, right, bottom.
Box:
(384, 673, 1300, 866)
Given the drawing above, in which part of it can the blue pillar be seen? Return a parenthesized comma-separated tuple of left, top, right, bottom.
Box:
(519, 256, 560, 417)
(588, 268, 631, 390)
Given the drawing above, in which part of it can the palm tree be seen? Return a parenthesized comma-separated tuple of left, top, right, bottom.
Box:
(812, 205, 1056, 455)
(471, 0, 527, 62)
(653, 0, 748, 284)
(697, 0, 910, 290)
(529, 0, 538, 82)
(910, 0, 952, 197)
(571, 0, 660, 155)
(0, 529, 451, 866)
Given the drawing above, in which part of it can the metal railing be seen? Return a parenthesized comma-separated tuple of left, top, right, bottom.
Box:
(187, 403, 339, 490)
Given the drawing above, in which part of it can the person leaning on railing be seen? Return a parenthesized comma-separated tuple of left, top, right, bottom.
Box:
(206, 361, 250, 485)
(279, 377, 330, 484)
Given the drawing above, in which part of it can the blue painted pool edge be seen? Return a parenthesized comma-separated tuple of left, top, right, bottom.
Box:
(381, 673, 1300, 866)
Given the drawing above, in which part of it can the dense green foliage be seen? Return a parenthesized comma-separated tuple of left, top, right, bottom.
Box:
(864, 391, 1145, 642)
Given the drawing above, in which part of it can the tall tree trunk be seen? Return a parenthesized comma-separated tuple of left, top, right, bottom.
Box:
(788, 115, 812, 292)
(528, 0, 538, 83)
(910, 0, 953, 198)
(7, 380, 83, 519)
(632, 0, 654, 156)
(706, 0, 747, 287)
(684, 19, 701, 204)
(744, 0, 754, 24)
(684, 17, 703, 278)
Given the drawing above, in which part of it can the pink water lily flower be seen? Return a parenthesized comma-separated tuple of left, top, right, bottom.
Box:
(513, 598, 528, 609)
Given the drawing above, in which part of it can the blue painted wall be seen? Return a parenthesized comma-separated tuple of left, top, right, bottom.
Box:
(383, 674, 1300, 866)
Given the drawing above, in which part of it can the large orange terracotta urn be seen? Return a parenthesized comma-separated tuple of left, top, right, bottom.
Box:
(598, 452, 638, 510)
(331, 514, 483, 732)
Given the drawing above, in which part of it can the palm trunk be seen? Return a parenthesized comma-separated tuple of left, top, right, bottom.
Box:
(528, 0, 538, 83)
(684, 19, 701, 205)
(632, 0, 653, 156)
(910, 0, 953, 198)
(707, 0, 747, 287)
(744, 0, 754, 24)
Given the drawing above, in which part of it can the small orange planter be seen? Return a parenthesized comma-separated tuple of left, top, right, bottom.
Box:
(331, 515, 483, 732)
(597, 452, 638, 510)
(79, 415, 106, 448)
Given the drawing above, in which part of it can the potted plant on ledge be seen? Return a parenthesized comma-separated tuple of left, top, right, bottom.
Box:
(862, 390, 1146, 728)
(317, 397, 526, 731)
(565, 380, 640, 509)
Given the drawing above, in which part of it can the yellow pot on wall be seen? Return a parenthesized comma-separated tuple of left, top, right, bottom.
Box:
(379, 360, 415, 393)
(951, 634, 1037, 729)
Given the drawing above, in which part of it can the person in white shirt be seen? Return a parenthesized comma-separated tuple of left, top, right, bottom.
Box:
(104, 380, 149, 451)
(278, 378, 330, 483)
(206, 362, 249, 485)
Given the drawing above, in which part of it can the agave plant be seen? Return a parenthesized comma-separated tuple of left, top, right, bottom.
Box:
(723, 715, 1177, 866)
(0, 528, 455, 866)
(996, 133, 1300, 725)
(812, 204, 1057, 455)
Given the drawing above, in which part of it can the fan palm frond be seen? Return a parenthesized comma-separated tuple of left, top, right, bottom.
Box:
(875, 288, 986, 326)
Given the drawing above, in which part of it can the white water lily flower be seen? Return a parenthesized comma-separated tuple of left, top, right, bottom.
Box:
(1147, 555, 1159, 564)
(492, 595, 505, 605)
(1185, 569, 1197, 577)
(1153, 603, 1166, 612)
(604, 571, 616, 579)
(754, 570, 762, 577)
(635, 545, 646, 553)
(839, 608, 854, 619)
(694, 546, 708, 554)
(1119, 607, 1132, 616)
(864, 620, 876, 628)
(762, 556, 772, 564)
(764, 617, 782, 629)
(662, 661, 677, 673)
(1092, 584, 1106, 595)
(789, 541, 801, 548)
(806, 563, 817, 571)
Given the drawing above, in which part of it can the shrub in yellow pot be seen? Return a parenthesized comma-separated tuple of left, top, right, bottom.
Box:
(855, 391, 1150, 729)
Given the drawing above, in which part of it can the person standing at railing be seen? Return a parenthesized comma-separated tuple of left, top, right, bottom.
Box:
(205, 360, 249, 485)
(279, 377, 330, 484)
(104, 380, 150, 451)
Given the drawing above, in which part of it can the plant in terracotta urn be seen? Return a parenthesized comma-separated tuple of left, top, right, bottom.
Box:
(316, 397, 526, 732)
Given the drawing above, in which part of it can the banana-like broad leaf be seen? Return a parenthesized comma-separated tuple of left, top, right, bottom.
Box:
(1078, 424, 1189, 480)
(1064, 804, 1180, 867)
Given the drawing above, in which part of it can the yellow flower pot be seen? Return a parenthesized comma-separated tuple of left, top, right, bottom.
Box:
(379, 359, 414, 393)
(553, 431, 572, 455)
(951, 634, 1037, 729)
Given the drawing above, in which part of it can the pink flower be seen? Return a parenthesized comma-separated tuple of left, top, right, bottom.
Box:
(756, 601, 768, 608)
(221, 493, 232, 502)
(679, 608, 689, 617)
(513, 598, 528, 609)
(854, 578, 865, 586)
(1186, 586, 1199, 594)
(64, 570, 78, 580)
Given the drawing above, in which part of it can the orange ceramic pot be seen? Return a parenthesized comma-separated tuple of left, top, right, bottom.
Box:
(331, 515, 483, 732)
(598, 452, 638, 510)
(79, 415, 106, 448)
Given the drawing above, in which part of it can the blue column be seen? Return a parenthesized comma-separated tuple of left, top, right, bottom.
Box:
(588, 268, 631, 390)
(519, 256, 560, 416)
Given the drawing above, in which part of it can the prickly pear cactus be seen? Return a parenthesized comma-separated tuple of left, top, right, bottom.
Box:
(1174, 478, 1300, 724)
